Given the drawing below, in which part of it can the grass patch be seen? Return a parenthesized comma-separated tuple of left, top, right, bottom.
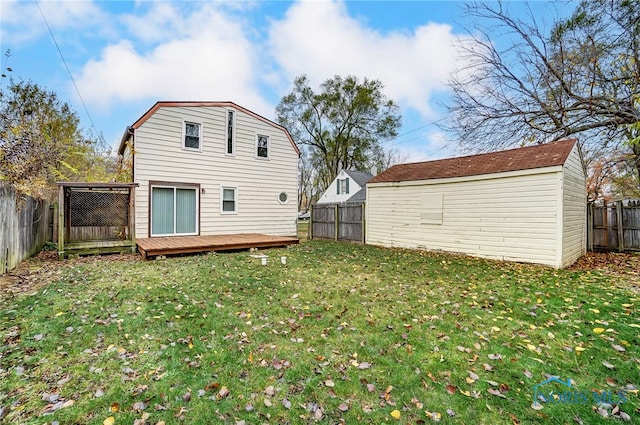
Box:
(1, 241, 638, 424)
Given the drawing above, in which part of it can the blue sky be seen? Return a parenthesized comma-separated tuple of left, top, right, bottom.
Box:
(0, 0, 575, 162)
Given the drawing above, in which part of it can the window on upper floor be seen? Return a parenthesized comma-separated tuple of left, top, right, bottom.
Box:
(337, 178, 350, 195)
(184, 121, 201, 150)
(226, 109, 235, 155)
(256, 134, 269, 159)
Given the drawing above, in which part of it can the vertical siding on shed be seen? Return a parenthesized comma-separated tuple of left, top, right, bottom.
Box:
(366, 169, 563, 267)
(560, 144, 587, 267)
(133, 106, 298, 238)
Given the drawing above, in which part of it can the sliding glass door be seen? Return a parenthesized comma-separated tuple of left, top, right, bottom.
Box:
(151, 185, 197, 236)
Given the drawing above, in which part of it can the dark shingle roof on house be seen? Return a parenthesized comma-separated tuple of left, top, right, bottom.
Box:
(344, 170, 374, 187)
(368, 139, 578, 184)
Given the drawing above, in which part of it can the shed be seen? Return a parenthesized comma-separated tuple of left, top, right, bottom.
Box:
(365, 139, 586, 268)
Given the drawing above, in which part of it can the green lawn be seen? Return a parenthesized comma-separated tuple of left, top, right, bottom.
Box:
(1, 241, 638, 424)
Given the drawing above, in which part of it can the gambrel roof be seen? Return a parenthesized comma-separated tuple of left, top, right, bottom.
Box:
(119, 101, 300, 156)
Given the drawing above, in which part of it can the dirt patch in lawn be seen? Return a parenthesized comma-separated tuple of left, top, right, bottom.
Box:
(0, 251, 140, 302)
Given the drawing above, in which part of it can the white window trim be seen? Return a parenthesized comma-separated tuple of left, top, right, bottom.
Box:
(220, 186, 238, 215)
(183, 120, 202, 151)
(255, 133, 270, 160)
(278, 191, 290, 205)
(150, 184, 199, 237)
(225, 108, 235, 156)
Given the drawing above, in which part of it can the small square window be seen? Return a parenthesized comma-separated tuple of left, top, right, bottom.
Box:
(221, 187, 237, 213)
(256, 134, 269, 159)
(184, 122, 201, 150)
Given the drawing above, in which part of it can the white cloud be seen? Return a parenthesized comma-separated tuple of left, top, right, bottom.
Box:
(268, 0, 467, 118)
(0, 0, 106, 45)
(74, 3, 272, 116)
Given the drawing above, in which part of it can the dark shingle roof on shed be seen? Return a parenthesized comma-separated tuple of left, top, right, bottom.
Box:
(368, 139, 577, 184)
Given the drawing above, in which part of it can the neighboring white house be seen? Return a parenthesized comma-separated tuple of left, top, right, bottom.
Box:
(366, 139, 586, 268)
(316, 169, 374, 204)
(118, 101, 300, 238)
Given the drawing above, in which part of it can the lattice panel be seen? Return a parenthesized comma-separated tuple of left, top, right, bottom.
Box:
(69, 190, 129, 227)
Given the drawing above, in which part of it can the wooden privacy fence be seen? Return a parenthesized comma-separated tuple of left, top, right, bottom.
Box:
(588, 199, 640, 252)
(0, 183, 52, 274)
(310, 203, 365, 242)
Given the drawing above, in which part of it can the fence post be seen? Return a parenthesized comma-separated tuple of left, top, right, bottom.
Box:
(309, 205, 313, 240)
(616, 200, 624, 252)
(57, 185, 65, 260)
(334, 204, 339, 241)
(587, 202, 593, 252)
(361, 202, 366, 244)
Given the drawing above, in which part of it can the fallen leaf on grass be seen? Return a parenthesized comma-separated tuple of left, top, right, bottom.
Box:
(390, 409, 401, 419)
(132, 401, 147, 411)
(103, 417, 115, 425)
(488, 388, 506, 398)
(446, 385, 456, 395)
(218, 387, 230, 399)
(612, 344, 626, 352)
(264, 385, 275, 397)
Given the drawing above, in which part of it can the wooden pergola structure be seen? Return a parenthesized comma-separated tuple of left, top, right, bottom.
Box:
(57, 182, 138, 259)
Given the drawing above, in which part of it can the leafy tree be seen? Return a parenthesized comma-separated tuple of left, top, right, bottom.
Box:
(445, 0, 640, 196)
(0, 80, 114, 200)
(276, 74, 401, 190)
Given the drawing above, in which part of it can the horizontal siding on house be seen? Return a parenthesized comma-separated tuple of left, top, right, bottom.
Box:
(561, 144, 587, 267)
(133, 106, 298, 238)
(366, 170, 562, 266)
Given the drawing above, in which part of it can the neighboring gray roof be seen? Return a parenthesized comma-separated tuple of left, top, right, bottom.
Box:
(347, 187, 367, 203)
(344, 170, 374, 187)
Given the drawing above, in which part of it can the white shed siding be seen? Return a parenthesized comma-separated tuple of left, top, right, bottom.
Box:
(560, 144, 587, 267)
(133, 105, 298, 238)
(366, 168, 564, 267)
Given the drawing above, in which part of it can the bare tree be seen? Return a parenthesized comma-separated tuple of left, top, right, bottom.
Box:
(444, 0, 640, 189)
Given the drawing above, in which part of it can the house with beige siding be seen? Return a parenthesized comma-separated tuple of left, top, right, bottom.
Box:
(366, 139, 586, 268)
(118, 101, 300, 239)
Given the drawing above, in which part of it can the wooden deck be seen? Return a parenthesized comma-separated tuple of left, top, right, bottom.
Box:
(136, 233, 299, 259)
